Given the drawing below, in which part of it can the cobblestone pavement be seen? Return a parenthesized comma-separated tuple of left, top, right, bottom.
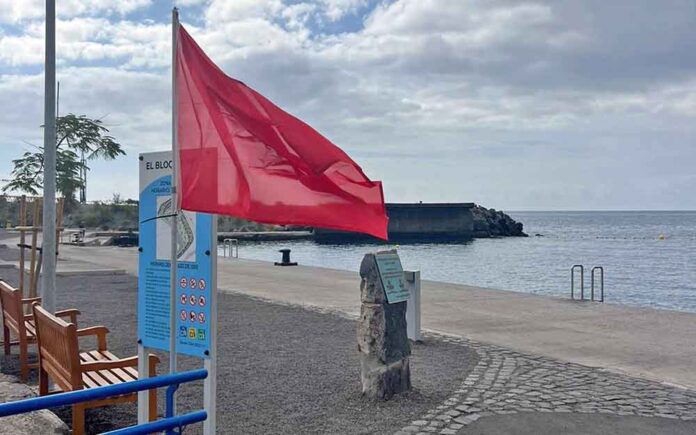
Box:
(396, 333, 696, 435)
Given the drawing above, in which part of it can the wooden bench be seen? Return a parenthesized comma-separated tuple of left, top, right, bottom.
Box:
(32, 304, 160, 435)
(0, 280, 79, 381)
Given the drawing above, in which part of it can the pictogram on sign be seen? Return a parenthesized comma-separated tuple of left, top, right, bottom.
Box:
(198, 279, 206, 290)
(189, 310, 196, 322)
(189, 278, 196, 289)
(180, 310, 187, 321)
(189, 295, 196, 305)
(180, 294, 187, 305)
(198, 296, 206, 307)
(198, 312, 206, 323)
(180, 278, 187, 288)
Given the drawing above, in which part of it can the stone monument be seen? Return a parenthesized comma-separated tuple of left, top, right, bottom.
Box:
(358, 250, 411, 399)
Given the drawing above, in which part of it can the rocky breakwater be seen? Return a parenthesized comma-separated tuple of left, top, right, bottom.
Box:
(472, 205, 527, 238)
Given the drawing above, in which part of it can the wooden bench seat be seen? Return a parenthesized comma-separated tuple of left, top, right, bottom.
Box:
(80, 350, 139, 388)
(0, 280, 79, 381)
(32, 304, 159, 434)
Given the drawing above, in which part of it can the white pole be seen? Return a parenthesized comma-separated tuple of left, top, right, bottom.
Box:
(203, 216, 218, 434)
(40, 0, 57, 314)
(405, 270, 421, 342)
(136, 344, 150, 424)
(169, 7, 180, 409)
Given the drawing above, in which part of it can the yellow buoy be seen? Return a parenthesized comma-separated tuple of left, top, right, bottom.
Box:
(658, 234, 665, 240)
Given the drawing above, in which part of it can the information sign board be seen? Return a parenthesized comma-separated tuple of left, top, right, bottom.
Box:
(375, 251, 409, 304)
(138, 151, 212, 358)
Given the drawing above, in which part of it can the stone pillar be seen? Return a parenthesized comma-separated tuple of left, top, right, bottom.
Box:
(358, 251, 411, 400)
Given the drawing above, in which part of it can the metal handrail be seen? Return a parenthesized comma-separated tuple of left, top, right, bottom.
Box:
(0, 369, 208, 433)
(591, 266, 604, 302)
(571, 265, 584, 300)
(105, 411, 207, 435)
(222, 238, 238, 258)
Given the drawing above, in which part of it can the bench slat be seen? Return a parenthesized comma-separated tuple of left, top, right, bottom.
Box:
(99, 350, 139, 380)
(90, 351, 137, 383)
(24, 320, 37, 338)
(80, 352, 123, 386)
(81, 372, 100, 389)
(80, 352, 115, 387)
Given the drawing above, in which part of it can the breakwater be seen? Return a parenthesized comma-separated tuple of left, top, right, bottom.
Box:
(315, 203, 525, 241)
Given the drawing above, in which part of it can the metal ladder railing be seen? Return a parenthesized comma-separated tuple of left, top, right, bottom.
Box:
(222, 238, 238, 258)
(571, 265, 584, 300)
(570, 265, 605, 302)
(591, 266, 604, 302)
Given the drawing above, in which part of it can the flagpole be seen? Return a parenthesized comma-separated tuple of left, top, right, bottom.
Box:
(169, 6, 180, 409)
(40, 0, 57, 314)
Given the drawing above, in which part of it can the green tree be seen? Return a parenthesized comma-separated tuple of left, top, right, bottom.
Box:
(2, 114, 125, 202)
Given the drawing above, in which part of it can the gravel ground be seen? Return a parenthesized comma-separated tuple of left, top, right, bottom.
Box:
(0, 246, 477, 434)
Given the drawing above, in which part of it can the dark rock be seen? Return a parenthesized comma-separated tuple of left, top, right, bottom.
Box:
(471, 205, 527, 237)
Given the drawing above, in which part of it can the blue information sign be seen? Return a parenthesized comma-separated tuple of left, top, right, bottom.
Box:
(138, 151, 213, 358)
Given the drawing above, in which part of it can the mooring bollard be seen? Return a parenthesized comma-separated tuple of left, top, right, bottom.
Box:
(357, 250, 411, 400)
(274, 248, 297, 266)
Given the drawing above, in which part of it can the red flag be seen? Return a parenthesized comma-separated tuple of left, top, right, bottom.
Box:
(175, 26, 388, 240)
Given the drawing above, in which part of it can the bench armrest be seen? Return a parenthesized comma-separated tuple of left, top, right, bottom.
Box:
(24, 309, 80, 323)
(81, 355, 139, 372)
(21, 297, 42, 305)
(77, 326, 109, 351)
(55, 309, 80, 325)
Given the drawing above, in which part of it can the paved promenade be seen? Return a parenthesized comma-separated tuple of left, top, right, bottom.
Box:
(396, 333, 696, 434)
(47, 243, 696, 390)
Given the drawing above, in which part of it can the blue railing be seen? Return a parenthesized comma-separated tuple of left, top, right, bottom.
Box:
(0, 369, 208, 434)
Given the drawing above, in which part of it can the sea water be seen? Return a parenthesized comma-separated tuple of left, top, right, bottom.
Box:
(220, 211, 696, 313)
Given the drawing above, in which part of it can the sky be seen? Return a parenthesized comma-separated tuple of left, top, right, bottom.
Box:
(0, 0, 695, 210)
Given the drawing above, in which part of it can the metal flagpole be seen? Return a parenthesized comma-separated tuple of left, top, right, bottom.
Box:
(169, 6, 180, 411)
(40, 0, 57, 314)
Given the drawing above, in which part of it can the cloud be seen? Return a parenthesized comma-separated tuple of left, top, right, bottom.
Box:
(319, 0, 369, 21)
(0, 0, 153, 24)
(1, 0, 695, 208)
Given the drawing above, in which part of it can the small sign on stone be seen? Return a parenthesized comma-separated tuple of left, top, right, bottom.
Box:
(375, 251, 409, 304)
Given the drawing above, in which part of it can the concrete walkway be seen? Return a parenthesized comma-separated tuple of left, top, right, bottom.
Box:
(0, 258, 125, 276)
(35, 244, 696, 390)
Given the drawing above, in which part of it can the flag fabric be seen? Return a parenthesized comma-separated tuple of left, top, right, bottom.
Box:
(175, 25, 388, 240)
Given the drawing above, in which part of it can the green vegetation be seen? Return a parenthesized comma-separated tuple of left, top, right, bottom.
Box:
(0, 194, 274, 232)
(2, 114, 125, 202)
(62, 199, 139, 231)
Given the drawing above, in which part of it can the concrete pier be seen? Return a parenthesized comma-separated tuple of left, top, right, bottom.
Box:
(23, 243, 696, 390)
(315, 202, 475, 240)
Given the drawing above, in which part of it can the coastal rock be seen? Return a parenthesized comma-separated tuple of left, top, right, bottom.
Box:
(0, 373, 68, 434)
(472, 205, 527, 238)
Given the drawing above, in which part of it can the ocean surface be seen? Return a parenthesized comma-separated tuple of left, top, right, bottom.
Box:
(220, 211, 696, 313)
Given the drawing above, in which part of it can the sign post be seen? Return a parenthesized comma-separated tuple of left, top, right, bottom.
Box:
(137, 151, 216, 433)
(203, 216, 217, 434)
